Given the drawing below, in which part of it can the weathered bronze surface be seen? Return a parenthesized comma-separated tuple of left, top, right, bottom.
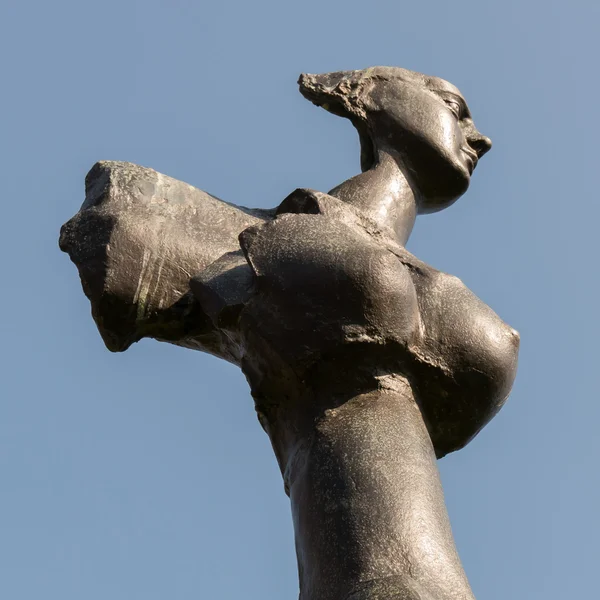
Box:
(60, 67, 519, 599)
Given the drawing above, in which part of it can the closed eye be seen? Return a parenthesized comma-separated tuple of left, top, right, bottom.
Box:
(433, 90, 471, 120)
(444, 99, 462, 119)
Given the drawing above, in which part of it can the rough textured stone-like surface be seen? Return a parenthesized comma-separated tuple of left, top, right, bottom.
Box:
(59, 161, 271, 360)
(60, 67, 519, 600)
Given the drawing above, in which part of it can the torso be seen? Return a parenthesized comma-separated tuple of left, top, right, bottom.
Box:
(238, 189, 519, 456)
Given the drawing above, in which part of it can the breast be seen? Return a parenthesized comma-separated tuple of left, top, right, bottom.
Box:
(407, 268, 520, 457)
(239, 210, 422, 375)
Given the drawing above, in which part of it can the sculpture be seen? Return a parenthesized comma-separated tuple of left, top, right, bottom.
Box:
(60, 67, 519, 600)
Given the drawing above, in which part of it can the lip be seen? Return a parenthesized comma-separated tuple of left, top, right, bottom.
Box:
(461, 147, 478, 173)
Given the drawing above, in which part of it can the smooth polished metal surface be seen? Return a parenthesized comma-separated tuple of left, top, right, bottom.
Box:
(60, 67, 518, 600)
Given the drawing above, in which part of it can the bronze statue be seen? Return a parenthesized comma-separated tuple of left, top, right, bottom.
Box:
(60, 66, 519, 600)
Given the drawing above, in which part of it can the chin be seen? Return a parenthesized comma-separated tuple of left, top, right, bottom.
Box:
(415, 161, 471, 214)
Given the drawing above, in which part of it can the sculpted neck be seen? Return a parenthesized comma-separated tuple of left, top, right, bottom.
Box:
(328, 149, 418, 245)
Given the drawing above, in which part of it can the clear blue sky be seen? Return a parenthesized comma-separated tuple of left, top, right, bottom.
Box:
(2, 1, 598, 598)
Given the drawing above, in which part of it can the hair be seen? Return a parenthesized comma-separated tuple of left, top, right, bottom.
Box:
(298, 67, 420, 171)
(298, 70, 373, 120)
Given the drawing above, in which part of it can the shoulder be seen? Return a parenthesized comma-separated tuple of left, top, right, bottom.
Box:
(240, 189, 422, 348)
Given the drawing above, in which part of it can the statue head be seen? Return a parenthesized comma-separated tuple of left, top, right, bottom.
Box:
(299, 67, 492, 214)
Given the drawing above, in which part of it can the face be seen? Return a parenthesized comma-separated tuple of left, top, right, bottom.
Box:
(365, 69, 492, 213)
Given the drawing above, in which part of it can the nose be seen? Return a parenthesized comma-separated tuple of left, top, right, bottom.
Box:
(468, 130, 492, 158)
